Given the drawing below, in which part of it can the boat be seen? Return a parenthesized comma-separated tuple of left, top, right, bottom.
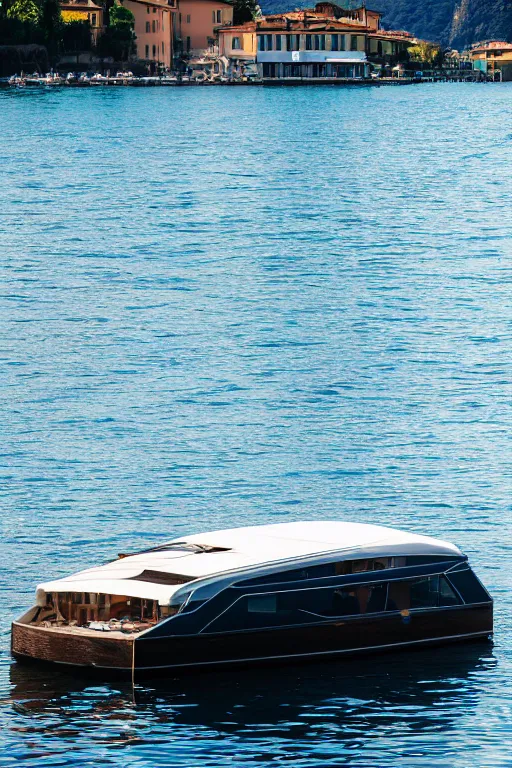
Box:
(11, 521, 493, 676)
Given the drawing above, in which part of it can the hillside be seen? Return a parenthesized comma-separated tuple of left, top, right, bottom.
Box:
(258, 0, 512, 48)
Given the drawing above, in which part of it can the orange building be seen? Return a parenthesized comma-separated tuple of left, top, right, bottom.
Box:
(176, 0, 233, 55)
(120, 0, 177, 68)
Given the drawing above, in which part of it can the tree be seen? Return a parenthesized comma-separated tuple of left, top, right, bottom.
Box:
(6, 0, 39, 24)
(96, 1, 135, 60)
(232, 0, 260, 25)
(407, 41, 443, 67)
(109, 1, 134, 27)
(62, 19, 92, 53)
(39, 0, 63, 54)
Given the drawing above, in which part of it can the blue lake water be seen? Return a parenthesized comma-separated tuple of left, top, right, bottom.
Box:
(1, 83, 511, 767)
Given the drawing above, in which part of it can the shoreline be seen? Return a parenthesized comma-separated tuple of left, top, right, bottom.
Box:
(2, 75, 488, 89)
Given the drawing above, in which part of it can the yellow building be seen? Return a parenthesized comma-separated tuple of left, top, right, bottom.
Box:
(217, 22, 257, 77)
(120, 0, 176, 68)
(470, 41, 512, 81)
(60, 0, 103, 40)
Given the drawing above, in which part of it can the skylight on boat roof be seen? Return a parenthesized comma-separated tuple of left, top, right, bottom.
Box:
(128, 570, 196, 586)
(118, 542, 232, 559)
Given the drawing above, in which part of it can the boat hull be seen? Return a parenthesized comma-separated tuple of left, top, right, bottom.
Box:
(12, 604, 492, 676)
(11, 621, 133, 669)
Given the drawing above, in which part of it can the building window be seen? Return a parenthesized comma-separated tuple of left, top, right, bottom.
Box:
(146, 6, 149, 12)
(266, 34, 273, 51)
(305, 34, 312, 50)
(276, 34, 281, 50)
(285, 34, 299, 51)
(331, 34, 338, 51)
(232, 36, 241, 49)
(152, 7, 156, 12)
(212, 10, 215, 22)
(216, 9, 221, 22)
(186, 13, 190, 22)
(339, 34, 345, 50)
(162, 41, 165, 54)
(152, 44, 156, 57)
(351, 35, 358, 51)
(145, 44, 149, 57)
(258, 35, 264, 51)
(146, 21, 150, 32)
(186, 36, 191, 51)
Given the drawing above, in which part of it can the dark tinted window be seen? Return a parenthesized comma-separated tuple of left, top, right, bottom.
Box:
(439, 576, 460, 606)
(240, 558, 393, 587)
(247, 594, 277, 613)
(405, 556, 460, 567)
(447, 569, 491, 604)
(410, 576, 440, 608)
(206, 583, 390, 632)
(239, 556, 463, 588)
(387, 576, 461, 611)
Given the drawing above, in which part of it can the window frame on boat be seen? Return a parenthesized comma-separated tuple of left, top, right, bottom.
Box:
(233, 555, 463, 589)
(196, 568, 489, 635)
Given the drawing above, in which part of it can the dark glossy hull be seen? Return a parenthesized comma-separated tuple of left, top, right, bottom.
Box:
(13, 604, 492, 676)
(134, 604, 493, 672)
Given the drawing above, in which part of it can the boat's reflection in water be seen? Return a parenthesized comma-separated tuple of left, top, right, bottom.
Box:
(7, 641, 495, 752)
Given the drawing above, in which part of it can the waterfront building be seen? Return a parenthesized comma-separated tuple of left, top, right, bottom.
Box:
(470, 40, 512, 81)
(60, 0, 104, 41)
(176, 0, 233, 56)
(120, 0, 176, 69)
(250, 3, 413, 81)
(255, 4, 370, 80)
(217, 22, 258, 78)
(367, 29, 414, 61)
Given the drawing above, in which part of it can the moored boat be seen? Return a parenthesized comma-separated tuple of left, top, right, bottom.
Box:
(11, 521, 493, 676)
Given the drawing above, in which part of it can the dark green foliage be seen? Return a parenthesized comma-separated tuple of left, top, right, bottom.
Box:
(96, 2, 135, 60)
(233, 0, 260, 24)
(39, 0, 63, 53)
(0, 0, 43, 46)
(0, 42, 49, 74)
(109, 1, 134, 27)
(96, 25, 134, 59)
(7, 0, 39, 23)
(61, 19, 92, 51)
(259, 0, 512, 47)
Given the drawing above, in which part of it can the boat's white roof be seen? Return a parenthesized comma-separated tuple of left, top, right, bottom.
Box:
(36, 521, 462, 606)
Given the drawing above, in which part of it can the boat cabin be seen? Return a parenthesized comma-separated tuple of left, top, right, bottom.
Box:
(12, 521, 493, 673)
